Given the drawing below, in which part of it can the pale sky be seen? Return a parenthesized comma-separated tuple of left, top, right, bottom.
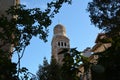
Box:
(12, 0, 100, 75)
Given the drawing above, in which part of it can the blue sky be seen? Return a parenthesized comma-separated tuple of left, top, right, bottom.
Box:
(12, 0, 100, 75)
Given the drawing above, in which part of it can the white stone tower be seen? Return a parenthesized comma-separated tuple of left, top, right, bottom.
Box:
(51, 24, 70, 64)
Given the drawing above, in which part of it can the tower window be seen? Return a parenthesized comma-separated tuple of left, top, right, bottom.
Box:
(64, 42, 66, 47)
(57, 41, 68, 48)
(61, 42, 63, 46)
(58, 42, 60, 46)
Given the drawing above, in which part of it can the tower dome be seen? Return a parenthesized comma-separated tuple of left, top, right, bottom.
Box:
(54, 24, 66, 36)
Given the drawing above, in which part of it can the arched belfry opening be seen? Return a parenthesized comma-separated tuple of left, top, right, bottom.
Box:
(51, 24, 70, 64)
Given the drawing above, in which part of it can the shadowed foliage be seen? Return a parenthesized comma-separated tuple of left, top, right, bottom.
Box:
(0, 0, 72, 79)
(87, 0, 120, 80)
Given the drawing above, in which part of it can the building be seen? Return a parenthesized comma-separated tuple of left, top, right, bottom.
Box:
(92, 33, 111, 53)
(51, 24, 102, 80)
(51, 24, 70, 64)
(0, 0, 19, 17)
(82, 47, 92, 57)
(0, 0, 19, 58)
(79, 33, 112, 80)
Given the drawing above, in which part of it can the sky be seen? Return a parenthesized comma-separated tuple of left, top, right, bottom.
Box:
(12, 0, 100, 75)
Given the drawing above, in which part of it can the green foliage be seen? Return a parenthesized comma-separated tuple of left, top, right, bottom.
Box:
(37, 57, 61, 80)
(96, 36, 120, 80)
(48, 56, 62, 80)
(0, 56, 17, 80)
(87, 0, 120, 35)
(0, 0, 72, 54)
(87, 1, 120, 79)
(61, 48, 83, 80)
(37, 57, 50, 80)
(81, 56, 90, 73)
(0, 0, 72, 80)
(37, 48, 92, 80)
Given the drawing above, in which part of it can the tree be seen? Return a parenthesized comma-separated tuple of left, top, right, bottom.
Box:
(0, 0, 72, 55)
(60, 48, 83, 80)
(87, 0, 120, 80)
(37, 57, 50, 80)
(87, 0, 120, 36)
(37, 48, 91, 80)
(36, 57, 61, 80)
(0, 0, 72, 79)
(0, 55, 17, 80)
(48, 56, 61, 80)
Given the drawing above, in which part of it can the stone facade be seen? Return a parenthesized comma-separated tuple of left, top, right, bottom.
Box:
(92, 33, 111, 53)
(0, 0, 19, 16)
(0, 0, 19, 58)
(51, 24, 70, 64)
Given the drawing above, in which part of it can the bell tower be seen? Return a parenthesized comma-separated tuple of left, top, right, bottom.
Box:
(51, 24, 70, 64)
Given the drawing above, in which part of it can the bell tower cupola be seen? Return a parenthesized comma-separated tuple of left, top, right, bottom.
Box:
(54, 24, 67, 36)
